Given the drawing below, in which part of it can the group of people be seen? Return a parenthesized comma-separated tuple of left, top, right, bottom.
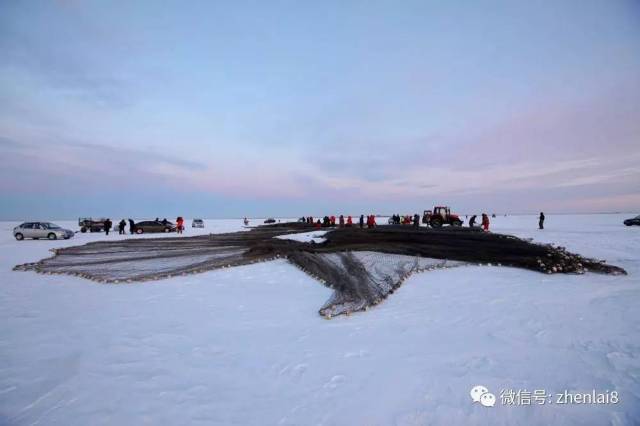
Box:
(100, 217, 185, 235)
(466, 212, 545, 231)
(467, 214, 491, 231)
(301, 214, 377, 229)
(389, 214, 421, 227)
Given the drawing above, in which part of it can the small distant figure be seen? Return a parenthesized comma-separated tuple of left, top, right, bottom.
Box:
(128, 218, 135, 234)
(346, 215, 353, 227)
(176, 216, 184, 234)
(118, 219, 126, 235)
(330, 215, 336, 226)
(481, 213, 490, 232)
(469, 215, 477, 228)
(359, 214, 364, 229)
(314, 219, 321, 229)
(104, 218, 112, 235)
(413, 213, 420, 228)
(366, 214, 376, 229)
(539, 212, 545, 230)
(243, 217, 249, 226)
(161, 218, 168, 226)
(155, 217, 159, 222)
(339, 215, 345, 227)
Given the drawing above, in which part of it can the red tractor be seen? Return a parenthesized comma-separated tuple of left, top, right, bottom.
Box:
(422, 206, 463, 228)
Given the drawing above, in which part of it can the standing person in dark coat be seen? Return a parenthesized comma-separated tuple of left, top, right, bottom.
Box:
(339, 215, 345, 227)
(359, 214, 364, 229)
(104, 218, 112, 235)
(128, 219, 135, 234)
(539, 212, 545, 230)
(413, 214, 420, 228)
(469, 215, 477, 228)
(118, 219, 126, 235)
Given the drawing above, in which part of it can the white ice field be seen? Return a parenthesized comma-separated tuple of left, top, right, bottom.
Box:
(1, 214, 639, 425)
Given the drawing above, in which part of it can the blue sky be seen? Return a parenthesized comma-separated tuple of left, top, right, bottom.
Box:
(1, 0, 639, 219)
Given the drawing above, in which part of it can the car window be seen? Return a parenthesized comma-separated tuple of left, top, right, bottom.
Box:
(43, 223, 61, 229)
(139, 221, 154, 226)
(21, 223, 33, 229)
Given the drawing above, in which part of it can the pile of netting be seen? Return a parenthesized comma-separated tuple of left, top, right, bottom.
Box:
(14, 223, 626, 318)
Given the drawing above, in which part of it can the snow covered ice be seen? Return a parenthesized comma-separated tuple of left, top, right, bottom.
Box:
(1, 214, 639, 425)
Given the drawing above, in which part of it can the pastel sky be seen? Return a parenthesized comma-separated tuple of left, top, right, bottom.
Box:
(1, 0, 639, 219)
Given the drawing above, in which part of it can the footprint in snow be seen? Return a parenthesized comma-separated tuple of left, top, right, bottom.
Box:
(323, 375, 346, 389)
(344, 349, 369, 358)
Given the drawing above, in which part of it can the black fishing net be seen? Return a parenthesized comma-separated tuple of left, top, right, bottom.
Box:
(14, 223, 626, 318)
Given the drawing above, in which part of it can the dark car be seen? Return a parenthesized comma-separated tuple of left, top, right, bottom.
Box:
(134, 220, 176, 234)
(624, 215, 640, 226)
(263, 218, 276, 224)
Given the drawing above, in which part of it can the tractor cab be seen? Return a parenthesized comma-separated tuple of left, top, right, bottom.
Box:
(433, 206, 450, 219)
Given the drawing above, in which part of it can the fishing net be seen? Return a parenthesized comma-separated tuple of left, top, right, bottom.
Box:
(14, 223, 626, 317)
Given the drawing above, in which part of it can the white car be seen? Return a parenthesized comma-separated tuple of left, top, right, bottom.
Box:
(13, 222, 74, 240)
(192, 219, 205, 228)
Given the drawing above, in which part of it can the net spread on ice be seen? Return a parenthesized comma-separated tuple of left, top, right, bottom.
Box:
(14, 223, 626, 318)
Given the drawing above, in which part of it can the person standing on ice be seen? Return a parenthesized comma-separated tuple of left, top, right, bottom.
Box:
(413, 213, 420, 228)
(367, 215, 376, 229)
(359, 214, 364, 229)
(118, 219, 126, 235)
(539, 212, 545, 230)
(104, 218, 112, 235)
(481, 213, 490, 232)
(128, 218, 135, 234)
(346, 215, 353, 226)
(339, 215, 345, 227)
(469, 215, 477, 227)
(176, 216, 184, 234)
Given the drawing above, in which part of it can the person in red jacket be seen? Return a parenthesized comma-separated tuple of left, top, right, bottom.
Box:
(346, 215, 353, 226)
(481, 213, 490, 231)
(176, 216, 184, 234)
(367, 215, 376, 229)
(330, 215, 336, 226)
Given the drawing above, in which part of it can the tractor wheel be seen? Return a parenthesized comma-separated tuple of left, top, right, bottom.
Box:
(80, 227, 87, 233)
(430, 217, 443, 228)
(452, 220, 463, 226)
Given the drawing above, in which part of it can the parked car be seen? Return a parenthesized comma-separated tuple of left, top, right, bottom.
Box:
(624, 215, 640, 226)
(192, 219, 205, 228)
(13, 222, 74, 241)
(134, 220, 176, 234)
(264, 218, 276, 224)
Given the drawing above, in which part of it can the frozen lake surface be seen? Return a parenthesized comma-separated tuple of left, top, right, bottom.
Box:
(1, 214, 639, 425)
